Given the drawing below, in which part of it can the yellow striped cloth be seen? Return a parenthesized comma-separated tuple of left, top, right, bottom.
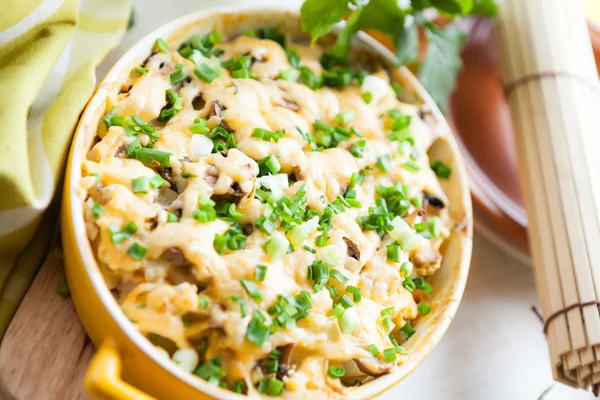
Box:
(0, 0, 131, 337)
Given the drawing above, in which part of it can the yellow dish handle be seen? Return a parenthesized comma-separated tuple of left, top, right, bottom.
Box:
(85, 340, 156, 400)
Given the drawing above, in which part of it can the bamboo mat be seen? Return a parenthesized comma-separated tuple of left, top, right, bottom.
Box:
(498, 0, 600, 392)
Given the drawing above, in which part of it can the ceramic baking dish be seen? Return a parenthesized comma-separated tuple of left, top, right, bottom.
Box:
(61, 5, 473, 399)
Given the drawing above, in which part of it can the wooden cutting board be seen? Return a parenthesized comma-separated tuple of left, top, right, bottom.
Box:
(0, 244, 93, 400)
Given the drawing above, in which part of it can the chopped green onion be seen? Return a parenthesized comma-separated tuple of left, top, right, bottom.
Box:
(246, 311, 271, 347)
(327, 285, 338, 298)
(286, 48, 300, 68)
(349, 139, 367, 158)
(264, 231, 289, 261)
(318, 245, 344, 266)
(102, 106, 123, 128)
(194, 63, 221, 83)
(368, 344, 380, 356)
(376, 154, 392, 172)
(430, 160, 452, 179)
(257, 377, 284, 396)
(108, 221, 138, 244)
(149, 174, 166, 189)
(257, 26, 286, 47)
(231, 380, 246, 394)
(329, 269, 349, 284)
(429, 216, 441, 238)
(153, 38, 169, 54)
(131, 176, 150, 193)
(193, 194, 216, 223)
(189, 118, 209, 134)
(167, 212, 179, 223)
(91, 202, 103, 219)
(256, 216, 276, 235)
(335, 110, 355, 125)
(345, 285, 362, 303)
(134, 66, 148, 74)
(132, 147, 172, 168)
(193, 356, 225, 381)
(402, 160, 421, 173)
(265, 358, 279, 374)
(255, 265, 267, 281)
(170, 63, 186, 84)
(252, 127, 285, 143)
(411, 196, 423, 208)
(388, 216, 420, 251)
(288, 224, 308, 246)
(327, 366, 345, 379)
(258, 155, 281, 175)
(418, 302, 431, 315)
(241, 279, 263, 302)
(337, 294, 354, 309)
(299, 66, 322, 90)
(362, 92, 372, 104)
(315, 232, 328, 247)
(400, 261, 413, 276)
(383, 348, 397, 362)
(412, 277, 432, 294)
(278, 68, 299, 81)
(301, 244, 317, 254)
(198, 294, 209, 309)
(382, 315, 395, 334)
(127, 242, 148, 260)
(400, 322, 416, 339)
(381, 306, 394, 316)
(386, 244, 402, 263)
(158, 89, 183, 122)
(229, 295, 248, 317)
(392, 82, 402, 94)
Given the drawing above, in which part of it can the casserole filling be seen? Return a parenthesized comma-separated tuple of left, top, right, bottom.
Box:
(81, 27, 453, 398)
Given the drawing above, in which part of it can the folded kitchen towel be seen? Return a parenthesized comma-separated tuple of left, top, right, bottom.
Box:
(0, 0, 131, 337)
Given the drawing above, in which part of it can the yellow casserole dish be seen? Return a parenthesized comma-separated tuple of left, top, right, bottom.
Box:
(61, 5, 472, 400)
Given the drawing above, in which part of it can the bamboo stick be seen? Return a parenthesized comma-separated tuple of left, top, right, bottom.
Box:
(497, 0, 600, 392)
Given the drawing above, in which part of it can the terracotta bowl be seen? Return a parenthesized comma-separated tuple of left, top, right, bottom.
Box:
(448, 20, 600, 263)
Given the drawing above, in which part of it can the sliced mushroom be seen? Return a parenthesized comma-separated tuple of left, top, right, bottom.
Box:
(353, 358, 391, 378)
(161, 247, 191, 267)
(158, 168, 178, 192)
(423, 193, 445, 209)
(276, 343, 295, 380)
(114, 145, 126, 158)
(343, 237, 360, 260)
(242, 224, 254, 236)
(283, 99, 300, 111)
(145, 216, 159, 231)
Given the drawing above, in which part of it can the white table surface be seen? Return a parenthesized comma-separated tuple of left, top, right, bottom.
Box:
(97, 1, 596, 398)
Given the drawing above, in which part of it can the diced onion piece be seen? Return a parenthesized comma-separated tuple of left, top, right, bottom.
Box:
(155, 346, 170, 359)
(318, 245, 345, 266)
(360, 75, 388, 104)
(288, 225, 309, 247)
(301, 216, 320, 233)
(339, 308, 360, 334)
(258, 174, 288, 199)
(189, 134, 213, 160)
(265, 231, 289, 261)
(172, 348, 199, 372)
(388, 216, 421, 251)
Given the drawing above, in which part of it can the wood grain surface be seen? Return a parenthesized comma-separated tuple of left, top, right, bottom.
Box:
(0, 248, 92, 400)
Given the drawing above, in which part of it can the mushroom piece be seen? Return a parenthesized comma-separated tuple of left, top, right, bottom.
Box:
(276, 343, 295, 380)
(353, 358, 391, 378)
(192, 94, 206, 110)
(158, 168, 178, 192)
(160, 247, 192, 267)
(208, 101, 231, 131)
(423, 193, 445, 209)
(114, 145, 126, 158)
(343, 237, 360, 260)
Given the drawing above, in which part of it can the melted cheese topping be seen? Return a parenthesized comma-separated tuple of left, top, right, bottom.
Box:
(82, 30, 453, 399)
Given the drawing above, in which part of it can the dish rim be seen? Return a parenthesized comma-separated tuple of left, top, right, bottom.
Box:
(64, 4, 473, 399)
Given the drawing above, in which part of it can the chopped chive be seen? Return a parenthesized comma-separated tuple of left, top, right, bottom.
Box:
(241, 279, 263, 301)
(127, 242, 148, 260)
(91, 202, 103, 219)
(368, 344, 380, 356)
(386, 244, 402, 263)
(189, 118, 209, 134)
(170, 63, 186, 84)
(194, 63, 221, 83)
(198, 294, 209, 309)
(327, 366, 345, 379)
(376, 154, 392, 172)
(430, 160, 452, 179)
(257, 377, 284, 396)
(153, 38, 169, 54)
(246, 310, 271, 347)
(418, 302, 431, 315)
(400, 322, 416, 339)
(255, 265, 267, 281)
(301, 244, 317, 254)
(335, 110, 355, 125)
(229, 295, 248, 317)
(383, 347, 397, 362)
(131, 176, 150, 194)
(167, 212, 179, 222)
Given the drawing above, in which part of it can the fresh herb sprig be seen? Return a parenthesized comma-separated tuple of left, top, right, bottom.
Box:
(300, 0, 498, 110)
